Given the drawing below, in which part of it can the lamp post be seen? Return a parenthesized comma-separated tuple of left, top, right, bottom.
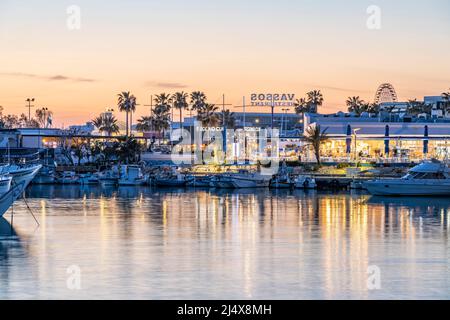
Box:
(353, 128, 361, 162)
(26, 98, 35, 122)
(281, 108, 290, 137)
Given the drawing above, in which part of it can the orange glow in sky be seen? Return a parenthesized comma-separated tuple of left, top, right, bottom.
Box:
(1, 0, 449, 127)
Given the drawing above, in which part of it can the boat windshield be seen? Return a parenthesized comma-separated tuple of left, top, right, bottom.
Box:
(404, 171, 447, 180)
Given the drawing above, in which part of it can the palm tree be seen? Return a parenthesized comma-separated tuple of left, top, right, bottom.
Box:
(117, 137, 142, 164)
(294, 98, 309, 115)
(190, 91, 207, 115)
(92, 113, 120, 136)
(117, 91, 137, 137)
(151, 102, 171, 145)
(304, 125, 329, 165)
(220, 109, 236, 128)
(346, 96, 366, 116)
(136, 116, 152, 132)
(172, 92, 189, 131)
(306, 90, 324, 113)
(197, 103, 220, 127)
(407, 99, 427, 116)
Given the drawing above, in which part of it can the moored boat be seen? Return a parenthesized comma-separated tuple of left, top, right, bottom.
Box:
(364, 159, 450, 196)
(294, 176, 317, 189)
(118, 165, 147, 186)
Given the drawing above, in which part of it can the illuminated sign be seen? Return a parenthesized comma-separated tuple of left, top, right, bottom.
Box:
(196, 127, 224, 132)
(250, 93, 296, 107)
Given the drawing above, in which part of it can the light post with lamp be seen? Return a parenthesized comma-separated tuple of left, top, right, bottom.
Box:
(353, 128, 361, 162)
(26, 98, 35, 122)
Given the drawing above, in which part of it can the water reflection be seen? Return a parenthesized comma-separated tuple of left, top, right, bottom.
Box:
(1, 186, 449, 299)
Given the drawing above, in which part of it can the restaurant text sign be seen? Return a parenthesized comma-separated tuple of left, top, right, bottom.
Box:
(250, 93, 296, 107)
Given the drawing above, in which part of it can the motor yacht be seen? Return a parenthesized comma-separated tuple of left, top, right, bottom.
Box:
(364, 159, 450, 196)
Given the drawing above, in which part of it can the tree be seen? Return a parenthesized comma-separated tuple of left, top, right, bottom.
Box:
(136, 116, 152, 132)
(117, 91, 137, 137)
(35, 108, 53, 128)
(346, 96, 366, 116)
(220, 109, 235, 128)
(294, 98, 309, 115)
(117, 137, 143, 164)
(406, 99, 428, 116)
(172, 91, 189, 131)
(92, 113, 120, 136)
(304, 125, 329, 165)
(151, 98, 171, 145)
(2, 115, 19, 128)
(197, 103, 220, 127)
(306, 90, 324, 113)
(190, 91, 207, 115)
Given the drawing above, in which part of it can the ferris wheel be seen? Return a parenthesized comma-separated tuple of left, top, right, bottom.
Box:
(374, 83, 398, 104)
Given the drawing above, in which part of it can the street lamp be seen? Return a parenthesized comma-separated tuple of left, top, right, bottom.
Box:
(353, 128, 361, 162)
(26, 98, 35, 121)
(281, 108, 290, 136)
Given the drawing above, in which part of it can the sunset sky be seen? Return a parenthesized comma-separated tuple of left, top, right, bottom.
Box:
(1, 0, 449, 127)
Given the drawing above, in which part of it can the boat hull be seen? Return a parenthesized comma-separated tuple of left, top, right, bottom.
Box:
(365, 180, 450, 196)
(155, 179, 186, 187)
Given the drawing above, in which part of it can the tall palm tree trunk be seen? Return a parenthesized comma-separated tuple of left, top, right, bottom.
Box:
(180, 109, 183, 133)
(130, 111, 133, 136)
(125, 111, 129, 137)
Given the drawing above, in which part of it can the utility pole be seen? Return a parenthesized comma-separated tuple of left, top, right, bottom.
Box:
(143, 95, 153, 130)
(26, 98, 35, 122)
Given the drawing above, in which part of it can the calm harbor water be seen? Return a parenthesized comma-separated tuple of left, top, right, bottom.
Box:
(0, 185, 449, 300)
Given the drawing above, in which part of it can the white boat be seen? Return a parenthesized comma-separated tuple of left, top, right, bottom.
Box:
(0, 164, 41, 218)
(1, 163, 43, 186)
(118, 165, 146, 186)
(364, 160, 450, 196)
(33, 166, 56, 184)
(0, 175, 12, 194)
(186, 175, 212, 188)
(209, 175, 234, 189)
(294, 176, 317, 189)
(98, 167, 120, 186)
(228, 170, 271, 188)
(154, 173, 187, 187)
(56, 171, 79, 184)
(79, 173, 99, 185)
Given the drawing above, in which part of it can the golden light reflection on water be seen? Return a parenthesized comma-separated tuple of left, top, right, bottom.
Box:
(3, 186, 449, 299)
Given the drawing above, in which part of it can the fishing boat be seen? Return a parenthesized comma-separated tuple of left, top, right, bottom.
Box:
(98, 167, 120, 186)
(228, 170, 271, 188)
(56, 171, 79, 184)
(79, 173, 99, 185)
(294, 176, 317, 189)
(209, 174, 234, 189)
(186, 175, 212, 188)
(270, 161, 294, 189)
(118, 165, 147, 186)
(364, 159, 450, 196)
(32, 165, 56, 184)
(154, 173, 187, 187)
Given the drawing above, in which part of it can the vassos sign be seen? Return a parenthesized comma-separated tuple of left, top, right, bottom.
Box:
(250, 93, 296, 107)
